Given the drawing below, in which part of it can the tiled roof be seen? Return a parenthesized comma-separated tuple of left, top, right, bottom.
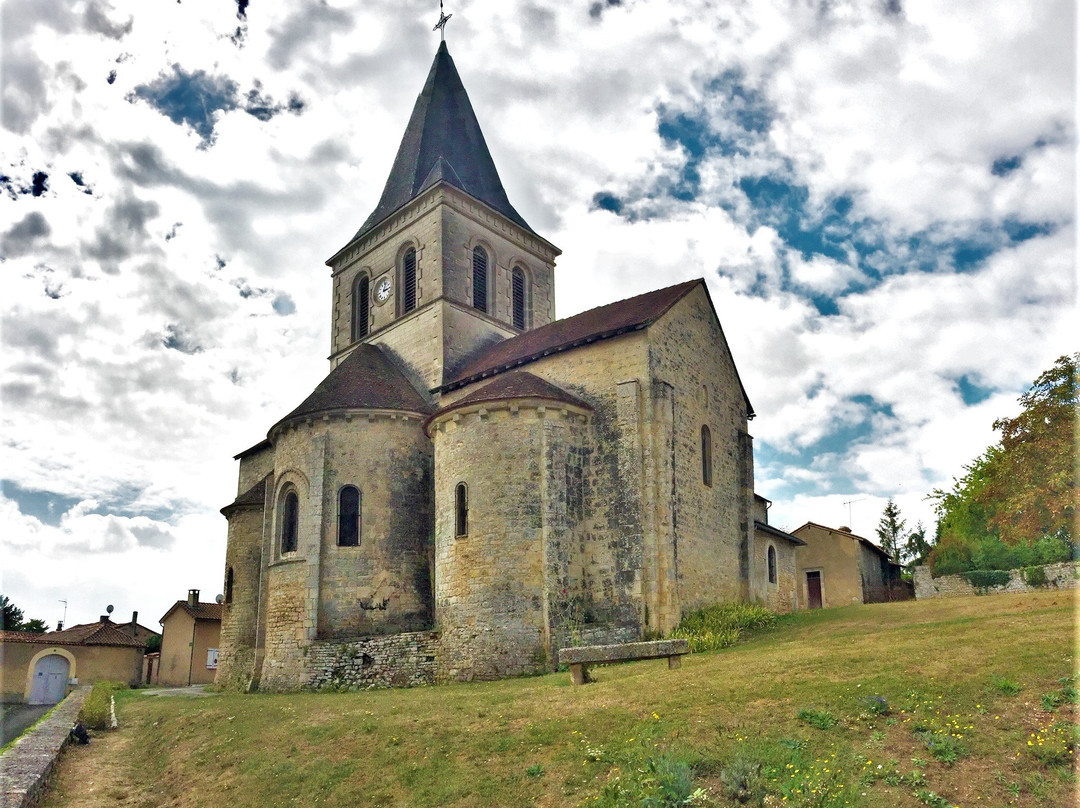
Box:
(0, 630, 43, 643)
(428, 371, 591, 427)
(271, 344, 433, 433)
(442, 279, 702, 391)
(160, 601, 223, 624)
(792, 521, 897, 562)
(25, 620, 144, 648)
(344, 42, 536, 246)
(221, 474, 270, 516)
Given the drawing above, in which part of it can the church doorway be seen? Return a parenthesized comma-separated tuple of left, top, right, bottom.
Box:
(806, 571, 822, 610)
(29, 654, 70, 705)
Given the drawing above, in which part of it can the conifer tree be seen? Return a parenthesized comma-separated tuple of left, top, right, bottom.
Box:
(876, 499, 906, 563)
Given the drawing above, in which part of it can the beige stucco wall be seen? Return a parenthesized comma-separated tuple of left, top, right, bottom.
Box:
(1, 641, 142, 702)
(159, 611, 221, 687)
(793, 524, 871, 608)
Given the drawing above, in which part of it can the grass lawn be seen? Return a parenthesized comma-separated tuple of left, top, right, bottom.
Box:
(42, 590, 1076, 807)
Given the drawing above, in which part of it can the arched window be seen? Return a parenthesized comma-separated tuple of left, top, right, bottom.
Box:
(472, 246, 488, 313)
(455, 482, 468, 537)
(511, 266, 527, 329)
(352, 274, 370, 340)
(280, 490, 299, 554)
(338, 485, 361, 547)
(402, 247, 417, 313)
(701, 425, 712, 487)
(767, 546, 777, 584)
(224, 566, 234, 604)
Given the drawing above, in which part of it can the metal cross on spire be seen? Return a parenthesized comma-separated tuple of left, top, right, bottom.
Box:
(433, 1, 452, 41)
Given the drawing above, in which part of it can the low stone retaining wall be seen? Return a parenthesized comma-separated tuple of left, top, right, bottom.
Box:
(913, 561, 1078, 599)
(305, 631, 439, 690)
(0, 687, 88, 808)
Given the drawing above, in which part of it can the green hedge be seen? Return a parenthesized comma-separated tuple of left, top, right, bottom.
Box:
(78, 681, 126, 730)
(962, 569, 1011, 592)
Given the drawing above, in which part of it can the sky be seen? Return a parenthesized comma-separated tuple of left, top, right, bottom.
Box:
(1, 0, 1075, 630)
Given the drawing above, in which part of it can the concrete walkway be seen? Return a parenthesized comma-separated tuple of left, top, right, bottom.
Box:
(0, 687, 88, 808)
(140, 685, 218, 697)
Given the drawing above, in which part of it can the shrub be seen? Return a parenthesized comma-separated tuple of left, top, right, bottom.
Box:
(594, 749, 695, 807)
(914, 728, 967, 765)
(991, 675, 1021, 695)
(1032, 535, 1074, 565)
(669, 602, 777, 653)
(1023, 565, 1048, 587)
(860, 695, 890, 716)
(718, 756, 765, 806)
(78, 681, 121, 730)
(962, 569, 1011, 592)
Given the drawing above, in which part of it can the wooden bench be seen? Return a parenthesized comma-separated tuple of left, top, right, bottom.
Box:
(559, 639, 690, 685)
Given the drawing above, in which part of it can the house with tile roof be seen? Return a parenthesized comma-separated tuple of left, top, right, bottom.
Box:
(0, 615, 144, 704)
(156, 590, 222, 687)
(216, 39, 794, 690)
(791, 522, 910, 609)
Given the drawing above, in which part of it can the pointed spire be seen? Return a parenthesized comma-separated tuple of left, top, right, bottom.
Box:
(351, 42, 535, 242)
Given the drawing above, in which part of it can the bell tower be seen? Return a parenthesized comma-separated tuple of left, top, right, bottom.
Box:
(325, 41, 560, 396)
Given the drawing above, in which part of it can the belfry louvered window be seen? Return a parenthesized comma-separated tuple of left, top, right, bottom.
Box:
(511, 267, 526, 329)
(403, 248, 417, 312)
(281, 490, 299, 553)
(353, 275, 370, 340)
(338, 485, 361, 547)
(472, 246, 488, 313)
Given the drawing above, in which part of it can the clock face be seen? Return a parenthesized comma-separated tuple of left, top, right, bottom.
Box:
(374, 276, 392, 304)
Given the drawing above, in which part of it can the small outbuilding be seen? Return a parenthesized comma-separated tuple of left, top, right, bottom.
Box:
(751, 495, 806, 613)
(791, 522, 909, 609)
(158, 590, 222, 687)
(0, 616, 145, 705)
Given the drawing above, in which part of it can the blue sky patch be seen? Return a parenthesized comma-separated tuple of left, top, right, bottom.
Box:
(954, 374, 995, 405)
(591, 191, 623, 214)
(2, 480, 81, 527)
(991, 154, 1023, 176)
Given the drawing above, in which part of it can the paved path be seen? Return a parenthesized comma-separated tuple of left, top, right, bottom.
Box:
(0, 704, 52, 748)
(0, 687, 88, 808)
(140, 685, 217, 697)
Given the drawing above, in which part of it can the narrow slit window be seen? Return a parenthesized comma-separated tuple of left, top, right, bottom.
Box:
(224, 567, 234, 604)
(281, 491, 299, 553)
(455, 482, 468, 537)
(353, 275, 370, 340)
(768, 546, 777, 584)
(403, 248, 417, 312)
(701, 425, 712, 487)
(472, 247, 488, 313)
(511, 267, 526, 329)
(338, 486, 361, 547)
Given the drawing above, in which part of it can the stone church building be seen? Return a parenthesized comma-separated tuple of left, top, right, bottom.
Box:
(216, 42, 801, 691)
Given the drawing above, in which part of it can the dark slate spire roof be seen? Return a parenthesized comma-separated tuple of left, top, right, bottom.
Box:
(351, 41, 535, 241)
(271, 344, 433, 433)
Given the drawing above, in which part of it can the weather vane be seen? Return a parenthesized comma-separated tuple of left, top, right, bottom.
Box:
(433, 0, 452, 41)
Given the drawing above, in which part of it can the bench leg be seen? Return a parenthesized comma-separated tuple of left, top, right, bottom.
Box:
(570, 663, 587, 685)
(667, 655, 681, 670)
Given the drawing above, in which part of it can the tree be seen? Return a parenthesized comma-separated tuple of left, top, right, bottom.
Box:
(1, 595, 23, 631)
(876, 499, 906, 562)
(0, 594, 47, 633)
(900, 521, 932, 568)
(981, 353, 1077, 544)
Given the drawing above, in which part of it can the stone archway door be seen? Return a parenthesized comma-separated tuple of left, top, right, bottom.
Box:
(29, 654, 70, 705)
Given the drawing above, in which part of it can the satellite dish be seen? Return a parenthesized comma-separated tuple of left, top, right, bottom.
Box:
(215, 594, 224, 604)
(106, 604, 114, 614)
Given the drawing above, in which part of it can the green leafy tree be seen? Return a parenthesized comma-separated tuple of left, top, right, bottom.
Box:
(21, 618, 48, 634)
(1, 595, 24, 631)
(876, 498, 906, 562)
(900, 521, 932, 568)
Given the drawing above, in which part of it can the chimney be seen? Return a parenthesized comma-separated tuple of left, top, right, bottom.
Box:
(187, 589, 199, 607)
(56, 621, 63, 631)
(100, 615, 110, 623)
(131, 611, 138, 637)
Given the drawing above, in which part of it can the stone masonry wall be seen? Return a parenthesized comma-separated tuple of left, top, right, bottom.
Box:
(216, 503, 264, 691)
(647, 285, 753, 615)
(260, 558, 308, 691)
(913, 562, 1078, 599)
(305, 631, 439, 690)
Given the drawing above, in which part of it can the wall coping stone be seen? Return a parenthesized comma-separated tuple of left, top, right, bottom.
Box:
(0, 686, 89, 808)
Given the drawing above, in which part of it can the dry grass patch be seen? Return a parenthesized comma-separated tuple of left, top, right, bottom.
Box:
(40, 590, 1075, 807)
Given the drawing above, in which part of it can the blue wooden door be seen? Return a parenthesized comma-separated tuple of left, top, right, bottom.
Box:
(29, 654, 70, 705)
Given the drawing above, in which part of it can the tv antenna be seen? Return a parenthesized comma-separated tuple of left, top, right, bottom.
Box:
(433, 1, 452, 41)
(842, 498, 865, 526)
(59, 599, 68, 625)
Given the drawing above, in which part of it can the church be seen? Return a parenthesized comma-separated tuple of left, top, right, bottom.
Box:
(215, 38, 802, 691)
